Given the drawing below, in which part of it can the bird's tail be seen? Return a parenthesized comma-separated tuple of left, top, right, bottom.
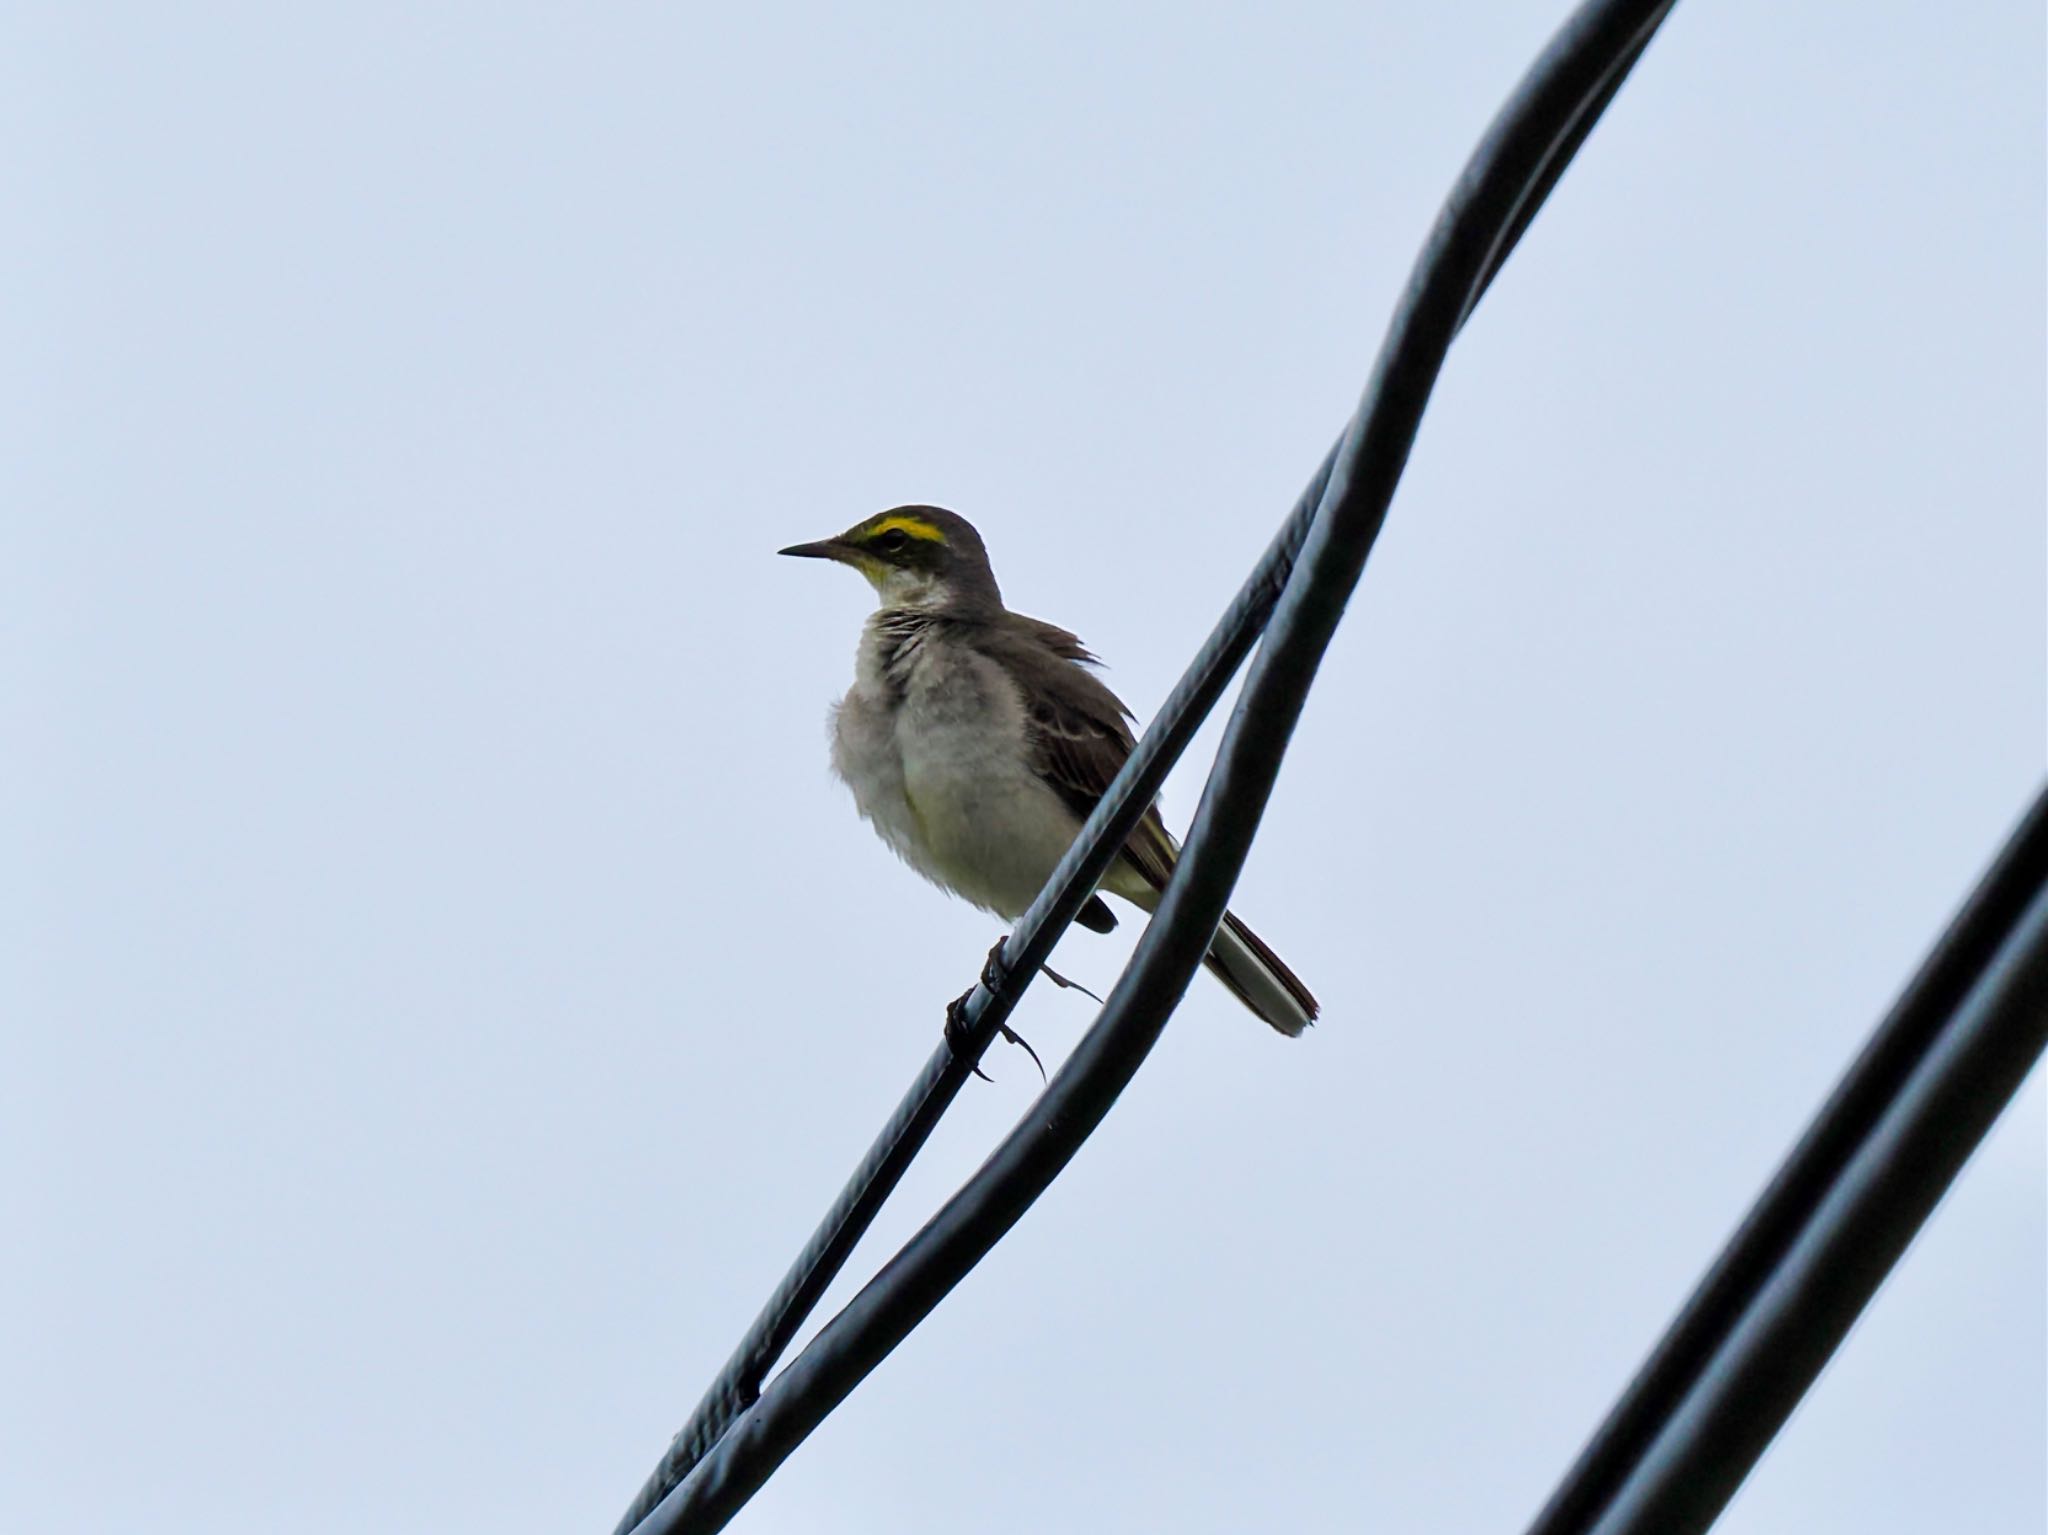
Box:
(1203, 911, 1318, 1037)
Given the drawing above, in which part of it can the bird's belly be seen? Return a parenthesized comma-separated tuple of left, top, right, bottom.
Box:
(831, 686, 1080, 919)
(904, 749, 1081, 919)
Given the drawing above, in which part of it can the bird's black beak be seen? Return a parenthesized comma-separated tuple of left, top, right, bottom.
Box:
(778, 537, 853, 563)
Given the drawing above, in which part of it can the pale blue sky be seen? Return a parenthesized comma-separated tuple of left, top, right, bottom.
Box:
(6, 3, 2043, 1532)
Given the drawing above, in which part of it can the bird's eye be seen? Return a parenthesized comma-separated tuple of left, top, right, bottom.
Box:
(875, 529, 911, 553)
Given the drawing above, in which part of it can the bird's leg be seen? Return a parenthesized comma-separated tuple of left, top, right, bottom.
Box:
(937, 937, 1047, 1084)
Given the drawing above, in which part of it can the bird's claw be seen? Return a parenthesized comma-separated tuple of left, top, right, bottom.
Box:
(944, 988, 993, 1082)
(980, 937, 1011, 995)
(1038, 961, 1103, 1005)
(998, 1020, 1047, 1083)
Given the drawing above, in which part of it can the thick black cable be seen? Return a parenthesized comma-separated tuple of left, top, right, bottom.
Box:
(614, 10, 1674, 1521)
(1527, 786, 2048, 1535)
(1586, 862, 2048, 1534)
(616, 4, 1678, 1531)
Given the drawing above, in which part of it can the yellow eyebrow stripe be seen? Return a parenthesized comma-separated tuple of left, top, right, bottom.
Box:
(864, 514, 946, 544)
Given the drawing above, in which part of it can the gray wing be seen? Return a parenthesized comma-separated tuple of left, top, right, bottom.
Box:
(982, 616, 1180, 896)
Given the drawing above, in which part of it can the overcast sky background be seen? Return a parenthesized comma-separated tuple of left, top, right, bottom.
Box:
(6, 3, 2043, 1532)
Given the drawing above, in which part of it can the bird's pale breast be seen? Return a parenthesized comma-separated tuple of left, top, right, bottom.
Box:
(830, 615, 1083, 919)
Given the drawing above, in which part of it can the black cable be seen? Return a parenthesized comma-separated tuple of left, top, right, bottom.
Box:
(1590, 863, 2048, 1533)
(1527, 787, 2048, 1535)
(616, 3, 1680, 1530)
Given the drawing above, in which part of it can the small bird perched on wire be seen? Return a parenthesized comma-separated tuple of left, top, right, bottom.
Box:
(781, 505, 1318, 1037)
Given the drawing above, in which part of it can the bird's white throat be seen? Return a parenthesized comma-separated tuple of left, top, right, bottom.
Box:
(863, 563, 949, 611)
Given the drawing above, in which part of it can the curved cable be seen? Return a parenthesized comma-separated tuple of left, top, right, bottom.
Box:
(615, 3, 1681, 1531)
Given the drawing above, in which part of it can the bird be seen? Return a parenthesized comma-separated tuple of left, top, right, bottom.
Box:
(780, 504, 1318, 1037)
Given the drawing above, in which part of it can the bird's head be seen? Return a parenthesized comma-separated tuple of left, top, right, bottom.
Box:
(779, 505, 1001, 613)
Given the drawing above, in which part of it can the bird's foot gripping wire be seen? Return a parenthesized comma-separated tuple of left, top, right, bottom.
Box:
(942, 938, 1047, 1084)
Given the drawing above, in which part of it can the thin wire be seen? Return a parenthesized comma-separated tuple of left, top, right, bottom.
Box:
(617, 3, 1680, 1531)
(606, 448, 1328, 1535)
